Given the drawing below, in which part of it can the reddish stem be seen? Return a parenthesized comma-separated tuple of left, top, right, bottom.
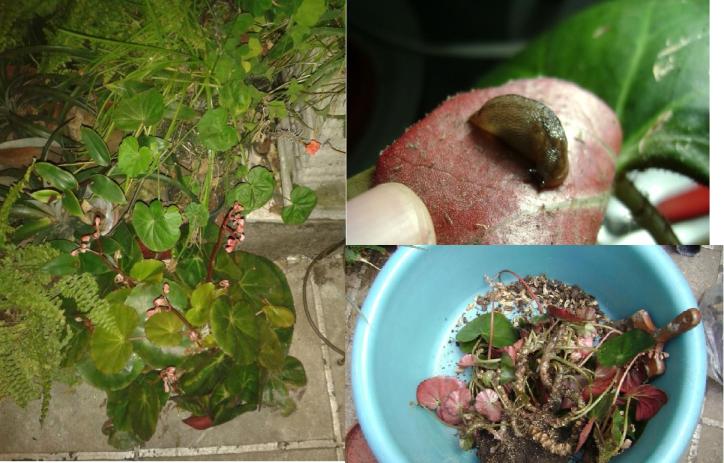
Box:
(206, 207, 234, 282)
(497, 269, 542, 311)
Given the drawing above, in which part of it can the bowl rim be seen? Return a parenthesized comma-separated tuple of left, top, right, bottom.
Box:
(351, 245, 707, 463)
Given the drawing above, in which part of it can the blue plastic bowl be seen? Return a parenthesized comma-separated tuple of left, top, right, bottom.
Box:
(352, 246, 706, 463)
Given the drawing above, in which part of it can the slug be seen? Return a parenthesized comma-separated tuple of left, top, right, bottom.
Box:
(469, 94, 569, 188)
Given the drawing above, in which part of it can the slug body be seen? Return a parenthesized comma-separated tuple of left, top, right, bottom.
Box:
(469, 94, 569, 188)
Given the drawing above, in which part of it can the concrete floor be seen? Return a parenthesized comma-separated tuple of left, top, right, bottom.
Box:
(346, 246, 723, 463)
(0, 247, 346, 461)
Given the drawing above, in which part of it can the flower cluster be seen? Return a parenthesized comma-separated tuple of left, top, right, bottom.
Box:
(224, 202, 245, 253)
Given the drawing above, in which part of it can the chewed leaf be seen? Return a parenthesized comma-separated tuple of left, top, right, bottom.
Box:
(437, 387, 471, 425)
(627, 384, 668, 421)
(416, 376, 465, 410)
(475, 389, 503, 422)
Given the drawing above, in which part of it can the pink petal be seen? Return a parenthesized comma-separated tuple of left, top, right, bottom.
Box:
(475, 389, 503, 422)
(416, 376, 465, 410)
(457, 354, 476, 369)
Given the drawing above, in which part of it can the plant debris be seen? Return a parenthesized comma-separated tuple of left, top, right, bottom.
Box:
(416, 271, 702, 463)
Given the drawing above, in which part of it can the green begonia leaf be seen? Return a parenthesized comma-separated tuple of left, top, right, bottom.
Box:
(145, 312, 184, 346)
(132, 200, 182, 252)
(210, 296, 259, 364)
(226, 166, 275, 211)
(117, 137, 155, 178)
(113, 89, 165, 131)
(456, 312, 519, 348)
(90, 304, 139, 373)
(129, 259, 165, 283)
(281, 185, 317, 224)
(198, 108, 238, 151)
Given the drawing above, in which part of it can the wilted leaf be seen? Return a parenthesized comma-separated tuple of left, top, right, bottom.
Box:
(627, 384, 668, 421)
(474, 389, 503, 422)
(437, 387, 471, 425)
(416, 376, 466, 410)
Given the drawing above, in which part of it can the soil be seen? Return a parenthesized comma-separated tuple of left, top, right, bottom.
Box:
(476, 431, 568, 463)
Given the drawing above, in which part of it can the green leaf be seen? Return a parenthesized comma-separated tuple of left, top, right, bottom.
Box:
(279, 355, 307, 388)
(113, 89, 165, 131)
(262, 305, 295, 328)
(226, 166, 275, 211)
(132, 200, 182, 252)
(455, 312, 519, 348)
(42, 252, 79, 275)
(294, 0, 326, 27)
(215, 251, 295, 349)
(219, 81, 258, 116)
(478, 0, 709, 183)
(79, 251, 113, 275)
(597, 328, 656, 367)
(124, 282, 162, 316)
(35, 162, 78, 190)
(198, 108, 238, 152)
(31, 189, 61, 203)
(266, 100, 287, 119)
(127, 374, 166, 441)
(62, 189, 84, 217)
(241, 0, 272, 16)
(129, 259, 165, 282)
(281, 185, 317, 224)
(210, 297, 259, 364)
(176, 255, 205, 288)
(80, 126, 111, 166)
(244, 37, 262, 58)
(258, 320, 285, 371)
(89, 174, 126, 204)
(209, 363, 259, 425)
(178, 350, 227, 395)
(90, 304, 139, 373)
(186, 282, 217, 327)
(131, 338, 184, 369)
(229, 13, 254, 35)
(78, 354, 144, 391)
(184, 202, 209, 232)
(117, 137, 155, 178)
(145, 312, 184, 346)
(165, 280, 188, 311)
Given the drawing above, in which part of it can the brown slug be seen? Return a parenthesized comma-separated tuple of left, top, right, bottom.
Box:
(469, 94, 569, 188)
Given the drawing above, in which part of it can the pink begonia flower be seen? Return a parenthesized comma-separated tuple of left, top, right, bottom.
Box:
(457, 354, 476, 369)
(475, 389, 503, 422)
(502, 338, 525, 363)
(437, 387, 472, 425)
(416, 376, 465, 410)
(569, 335, 594, 362)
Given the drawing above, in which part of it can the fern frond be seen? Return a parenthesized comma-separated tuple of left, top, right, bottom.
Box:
(0, 162, 35, 248)
(56, 273, 118, 332)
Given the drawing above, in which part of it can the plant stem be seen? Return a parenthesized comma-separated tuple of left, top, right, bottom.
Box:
(614, 175, 680, 244)
(205, 206, 233, 282)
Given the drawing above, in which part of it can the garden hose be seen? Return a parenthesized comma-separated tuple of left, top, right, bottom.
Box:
(302, 238, 346, 365)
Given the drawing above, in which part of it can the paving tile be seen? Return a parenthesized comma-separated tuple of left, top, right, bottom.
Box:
(697, 425, 723, 463)
(312, 250, 346, 436)
(702, 379, 723, 422)
(0, 382, 111, 453)
(142, 447, 338, 460)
